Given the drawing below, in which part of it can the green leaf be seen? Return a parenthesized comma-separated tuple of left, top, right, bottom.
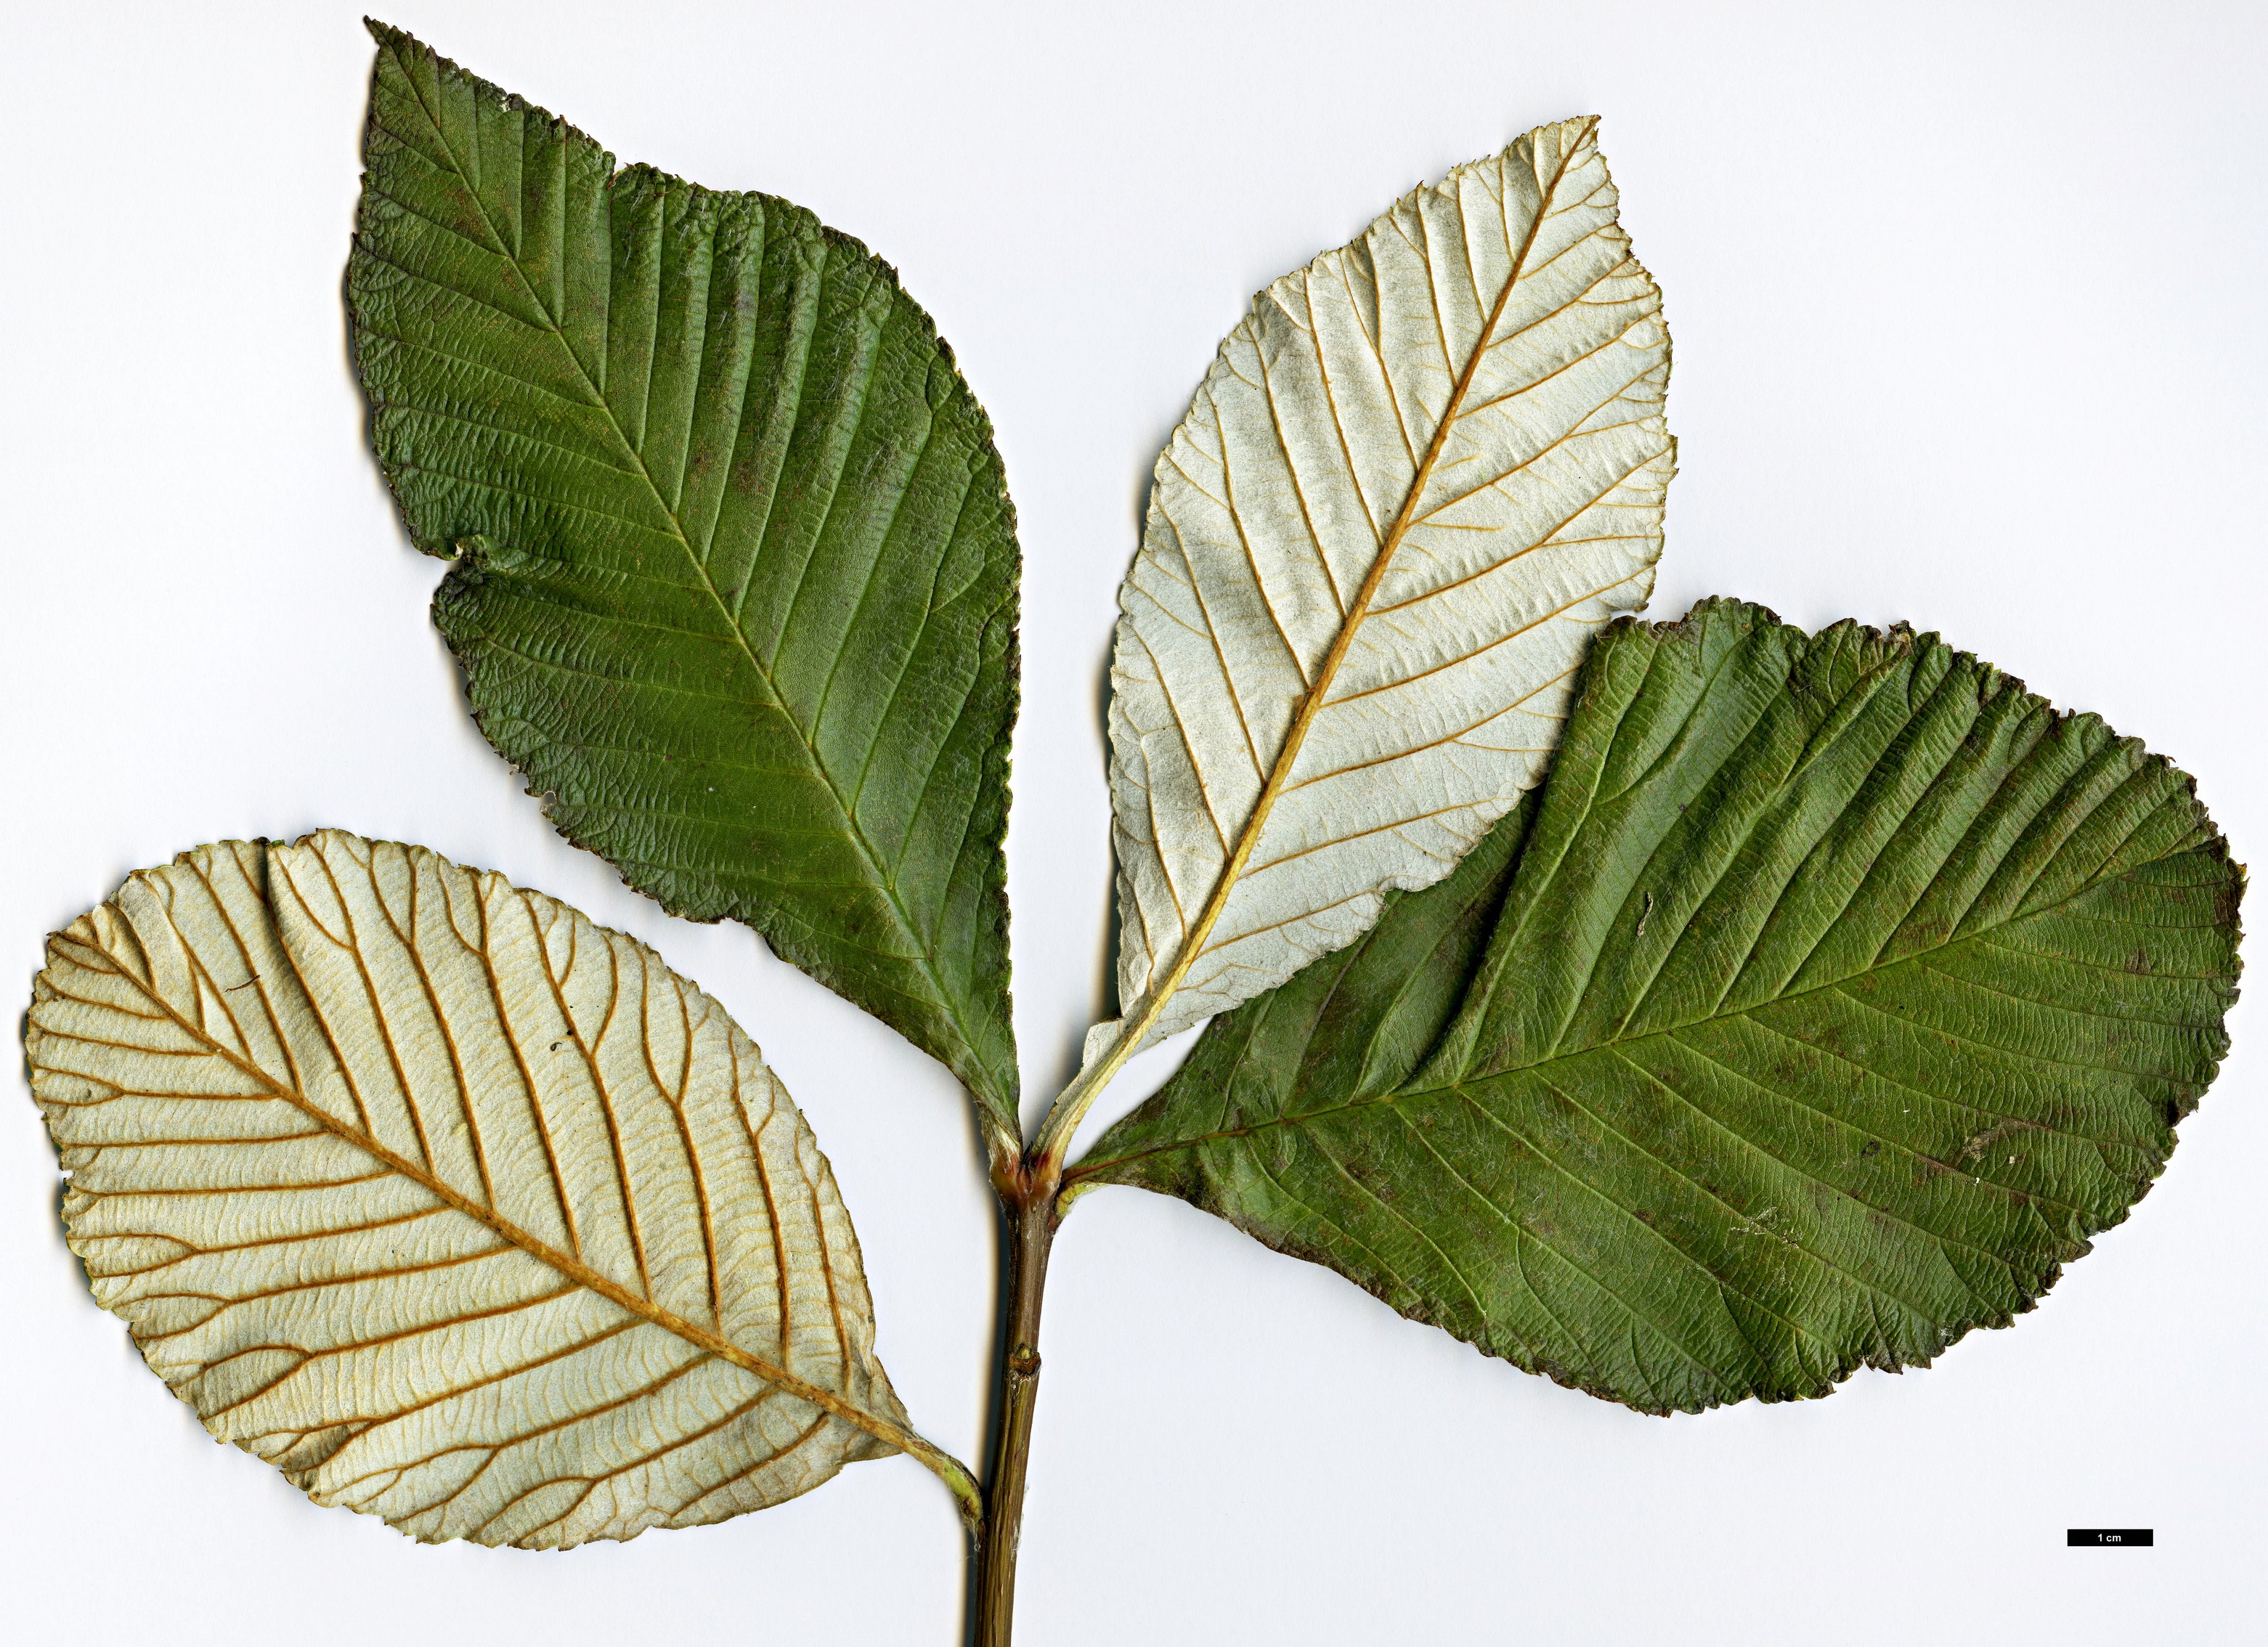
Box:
(25, 832, 981, 1547)
(346, 24, 1020, 1136)
(1074, 600, 2244, 1413)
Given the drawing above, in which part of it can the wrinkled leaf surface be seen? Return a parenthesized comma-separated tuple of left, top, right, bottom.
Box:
(1078, 601, 2243, 1412)
(349, 25, 1020, 1134)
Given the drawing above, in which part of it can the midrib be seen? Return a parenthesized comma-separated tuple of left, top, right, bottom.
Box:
(1069, 861, 2172, 1175)
(403, 82, 1001, 1107)
(1110, 131, 1589, 1059)
(90, 926, 935, 1466)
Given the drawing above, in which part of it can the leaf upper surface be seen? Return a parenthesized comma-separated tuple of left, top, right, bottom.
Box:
(1095, 116, 1672, 1060)
(1076, 601, 2243, 1412)
(347, 25, 1020, 1134)
(28, 832, 920, 1547)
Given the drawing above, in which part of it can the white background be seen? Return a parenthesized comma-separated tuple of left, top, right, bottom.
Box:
(3, 2, 2261, 1641)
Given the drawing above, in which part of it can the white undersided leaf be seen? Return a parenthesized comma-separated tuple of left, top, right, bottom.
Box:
(26, 832, 924, 1549)
(1099, 116, 1672, 1060)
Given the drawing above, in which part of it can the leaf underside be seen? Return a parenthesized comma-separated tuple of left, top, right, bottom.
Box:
(28, 832, 909, 1547)
(348, 24, 1020, 1133)
(1097, 115, 1673, 1059)
(1077, 601, 2243, 1414)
